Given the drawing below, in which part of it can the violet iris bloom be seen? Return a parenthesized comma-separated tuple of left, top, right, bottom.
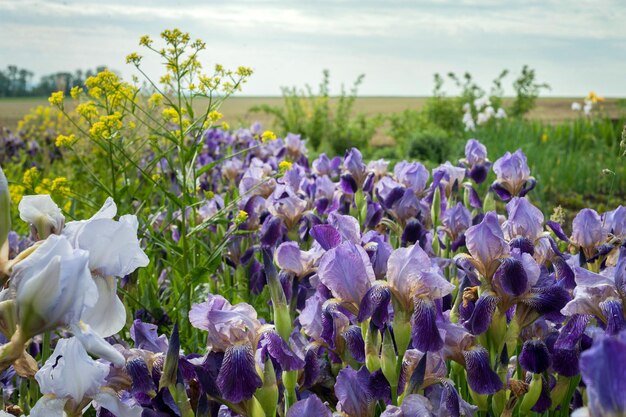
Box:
(570, 208, 608, 254)
(317, 241, 375, 305)
(394, 161, 430, 195)
(461, 139, 491, 184)
(575, 331, 626, 417)
(439, 203, 472, 251)
(561, 257, 626, 336)
(266, 184, 308, 230)
(604, 205, 626, 239)
(491, 149, 535, 201)
(459, 211, 509, 279)
(189, 295, 263, 403)
(387, 244, 454, 351)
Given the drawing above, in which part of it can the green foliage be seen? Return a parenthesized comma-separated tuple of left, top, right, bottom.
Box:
(404, 127, 453, 163)
(509, 65, 550, 117)
(251, 70, 380, 155)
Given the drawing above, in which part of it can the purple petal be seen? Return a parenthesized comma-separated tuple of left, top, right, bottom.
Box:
(463, 346, 503, 395)
(216, 344, 262, 403)
(261, 331, 305, 371)
(464, 294, 498, 335)
(494, 257, 529, 297)
(599, 298, 626, 336)
(357, 284, 391, 329)
(465, 212, 509, 275)
(580, 334, 626, 417)
(310, 224, 341, 250)
(335, 367, 374, 417)
(411, 297, 444, 352)
(130, 319, 168, 353)
(546, 220, 569, 242)
(286, 395, 332, 417)
(522, 285, 570, 316)
(519, 340, 551, 373)
(317, 241, 374, 305)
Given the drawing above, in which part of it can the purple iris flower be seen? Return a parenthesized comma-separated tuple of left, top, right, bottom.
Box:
(570, 208, 608, 252)
(284, 133, 308, 159)
(387, 244, 454, 351)
(577, 331, 626, 417)
(266, 184, 308, 230)
(491, 149, 535, 201)
(461, 139, 491, 184)
(502, 197, 544, 242)
(286, 395, 332, 417)
(317, 241, 375, 305)
(188, 295, 264, 403)
(461, 211, 510, 279)
(335, 367, 391, 417)
(439, 203, 472, 251)
(604, 205, 626, 238)
(367, 159, 390, 179)
(312, 153, 332, 176)
(561, 263, 626, 335)
(394, 161, 430, 194)
(344, 148, 368, 187)
(380, 395, 433, 417)
(432, 162, 466, 196)
(189, 294, 260, 352)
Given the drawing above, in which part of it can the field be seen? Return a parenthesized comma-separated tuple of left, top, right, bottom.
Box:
(1, 32, 626, 417)
(2, 96, 624, 132)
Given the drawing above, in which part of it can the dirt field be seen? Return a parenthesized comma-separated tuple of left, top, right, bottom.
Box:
(1, 96, 623, 133)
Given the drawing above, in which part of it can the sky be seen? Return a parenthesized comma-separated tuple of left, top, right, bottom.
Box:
(1, 0, 625, 96)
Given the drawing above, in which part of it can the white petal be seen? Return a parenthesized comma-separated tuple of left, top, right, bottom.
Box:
(36, 337, 109, 402)
(81, 275, 126, 337)
(94, 389, 143, 417)
(29, 396, 67, 417)
(72, 322, 126, 367)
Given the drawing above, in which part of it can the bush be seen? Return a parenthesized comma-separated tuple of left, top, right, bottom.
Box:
(404, 127, 453, 163)
(251, 70, 380, 154)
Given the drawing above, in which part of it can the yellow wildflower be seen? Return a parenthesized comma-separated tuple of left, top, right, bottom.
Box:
(208, 111, 223, 122)
(126, 52, 142, 65)
(22, 167, 39, 188)
(162, 108, 178, 121)
(9, 184, 24, 206)
(234, 210, 248, 225)
(55, 134, 76, 148)
(148, 93, 164, 107)
(76, 101, 99, 120)
(48, 91, 64, 107)
(221, 122, 230, 130)
(261, 130, 277, 143)
(70, 86, 83, 99)
(541, 133, 548, 143)
(235, 66, 253, 77)
(139, 35, 152, 47)
(89, 112, 123, 139)
(279, 160, 293, 173)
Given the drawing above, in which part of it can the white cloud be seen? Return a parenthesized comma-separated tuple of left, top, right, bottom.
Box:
(1, 0, 625, 95)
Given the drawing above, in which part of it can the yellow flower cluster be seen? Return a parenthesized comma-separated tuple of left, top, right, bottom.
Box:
(139, 35, 152, 47)
(279, 160, 293, 173)
(587, 91, 605, 104)
(85, 69, 136, 109)
(89, 112, 123, 139)
(161, 29, 190, 46)
(162, 108, 179, 122)
(126, 52, 143, 65)
(55, 134, 76, 148)
(17, 106, 72, 143)
(234, 210, 249, 225)
(70, 86, 83, 99)
(48, 91, 64, 107)
(22, 167, 39, 188)
(76, 101, 99, 120)
(235, 66, 254, 78)
(148, 93, 164, 107)
(35, 176, 71, 196)
(261, 130, 277, 143)
(208, 111, 223, 122)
